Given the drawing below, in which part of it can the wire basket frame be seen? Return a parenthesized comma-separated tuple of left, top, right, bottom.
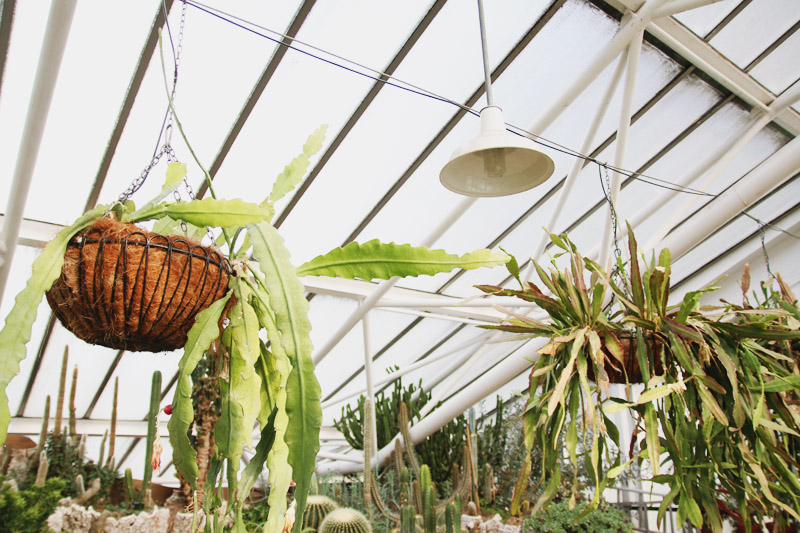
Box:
(587, 331, 664, 384)
(46, 217, 232, 352)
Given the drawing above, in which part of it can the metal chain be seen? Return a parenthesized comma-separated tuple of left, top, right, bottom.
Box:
(118, 2, 187, 205)
(598, 163, 632, 306)
(760, 225, 775, 279)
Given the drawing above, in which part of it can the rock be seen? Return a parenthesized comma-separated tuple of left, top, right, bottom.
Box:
(46, 504, 207, 532)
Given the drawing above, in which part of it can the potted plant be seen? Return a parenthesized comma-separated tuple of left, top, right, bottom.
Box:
(477, 228, 800, 532)
(0, 120, 509, 531)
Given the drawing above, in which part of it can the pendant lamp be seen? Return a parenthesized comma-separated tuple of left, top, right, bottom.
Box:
(439, 0, 554, 197)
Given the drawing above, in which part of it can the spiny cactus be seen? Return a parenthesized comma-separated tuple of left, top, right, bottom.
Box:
(140, 370, 162, 507)
(319, 507, 373, 533)
(303, 495, 339, 532)
(54, 347, 68, 438)
(69, 366, 78, 441)
(34, 451, 48, 486)
(444, 501, 457, 533)
(105, 377, 118, 469)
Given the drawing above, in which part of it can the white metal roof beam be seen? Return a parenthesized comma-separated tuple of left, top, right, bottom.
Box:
(608, 0, 800, 135)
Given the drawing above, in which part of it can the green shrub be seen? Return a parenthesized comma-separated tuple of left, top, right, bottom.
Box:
(0, 476, 66, 533)
(521, 501, 633, 533)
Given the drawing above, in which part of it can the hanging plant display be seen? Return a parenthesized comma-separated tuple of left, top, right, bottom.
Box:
(477, 228, 800, 532)
(45, 216, 231, 352)
(0, 121, 510, 531)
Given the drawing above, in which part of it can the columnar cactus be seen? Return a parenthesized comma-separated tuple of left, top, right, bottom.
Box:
(319, 508, 373, 533)
(303, 495, 339, 532)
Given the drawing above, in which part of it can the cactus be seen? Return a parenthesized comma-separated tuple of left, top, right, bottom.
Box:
(303, 495, 339, 532)
(422, 485, 435, 533)
(140, 371, 162, 502)
(98, 429, 107, 468)
(444, 501, 457, 533)
(34, 451, 48, 486)
(28, 395, 50, 472)
(105, 377, 118, 469)
(362, 398, 398, 522)
(520, 499, 531, 515)
(124, 468, 136, 501)
(319, 508, 373, 533)
(69, 366, 78, 441)
(54, 347, 68, 437)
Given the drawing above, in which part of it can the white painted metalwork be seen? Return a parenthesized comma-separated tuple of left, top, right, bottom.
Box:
(0, 0, 78, 303)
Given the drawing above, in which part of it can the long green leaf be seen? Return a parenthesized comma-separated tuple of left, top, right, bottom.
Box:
(0, 204, 107, 445)
(168, 198, 269, 227)
(239, 409, 277, 500)
(247, 221, 321, 533)
(296, 240, 509, 279)
(216, 279, 262, 459)
(269, 125, 327, 203)
(168, 292, 231, 488)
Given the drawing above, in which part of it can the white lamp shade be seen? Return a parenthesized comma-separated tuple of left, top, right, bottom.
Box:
(440, 106, 555, 197)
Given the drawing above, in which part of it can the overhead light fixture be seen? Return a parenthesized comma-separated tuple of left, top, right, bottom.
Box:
(440, 0, 554, 197)
(440, 106, 555, 197)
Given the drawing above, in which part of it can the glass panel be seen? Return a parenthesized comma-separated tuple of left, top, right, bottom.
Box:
(97, 2, 301, 215)
(672, 176, 800, 286)
(321, 318, 466, 425)
(673, 0, 743, 38)
(749, 30, 800, 94)
(275, 0, 549, 267)
(708, 0, 800, 68)
(0, 1, 162, 224)
(1, 246, 56, 416)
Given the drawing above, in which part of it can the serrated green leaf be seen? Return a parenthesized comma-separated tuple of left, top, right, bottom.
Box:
(0, 204, 108, 445)
(216, 279, 261, 459)
(645, 404, 660, 476)
(168, 292, 231, 488)
(166, 197, 270, 227)
(247, 221, 321, 533)
(239, 408, 277, 501)
(297, 240, 509, 280)
(164, 161, 187, 191)
(547, 329, 584, 417)
(679, 493, 703, 528)
(510, 453, 531, 516)
(500, 247, 521, 287)
(269, 124, 327, 203)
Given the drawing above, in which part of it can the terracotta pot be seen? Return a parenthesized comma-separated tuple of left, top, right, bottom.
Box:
(46, 217, 231, 352)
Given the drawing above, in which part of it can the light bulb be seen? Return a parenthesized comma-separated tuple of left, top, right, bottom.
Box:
(482, 148, 506, 178)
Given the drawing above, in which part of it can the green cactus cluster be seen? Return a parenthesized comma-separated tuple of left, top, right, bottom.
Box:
(319, 507, 373, 533)
(303, 494, 340, 532)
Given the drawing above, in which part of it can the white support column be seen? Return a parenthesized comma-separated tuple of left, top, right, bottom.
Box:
(642, 80, 800, 253)
(659, 134, 800, 260)
(321, 332, 492, 408)
(527, 0, 670, 137)
(598, 30, 643, 273)
(416, 342, 489, 419)
(316, 337, 548, 475)
(524, 46, 630, 281)
(652, 0, 726, 18)
(312, 197, 477, 365)
(0, 0, 78, 302)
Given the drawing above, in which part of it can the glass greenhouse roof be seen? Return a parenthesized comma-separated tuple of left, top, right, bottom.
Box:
(0, 0, 798, 484)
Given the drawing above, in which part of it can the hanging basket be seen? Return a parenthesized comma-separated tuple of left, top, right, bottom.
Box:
(45, 216, 232, 352)
(588, 331, 663, 384)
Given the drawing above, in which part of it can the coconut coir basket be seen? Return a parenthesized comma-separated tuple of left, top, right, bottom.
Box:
(46, 217, 231, 352)
(587, 331, 664, 384)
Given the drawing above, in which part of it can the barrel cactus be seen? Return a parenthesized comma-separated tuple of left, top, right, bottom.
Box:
(303, 495, 340, 532)
(319, 507, 373, 533)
